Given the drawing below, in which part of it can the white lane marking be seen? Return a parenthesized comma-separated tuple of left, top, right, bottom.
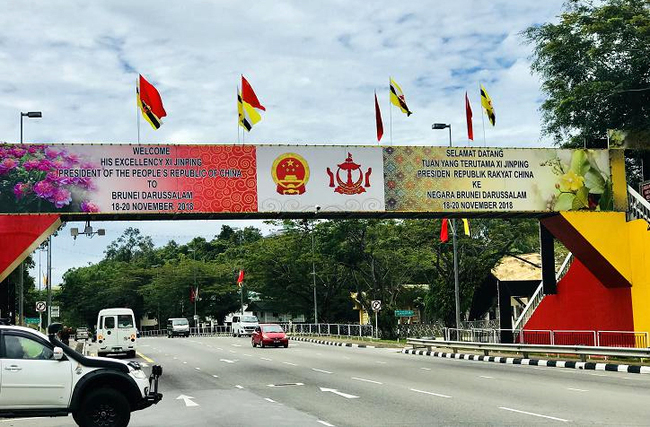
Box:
(243, 354, 253, 357)
(261, 357, 272, 361)
(410, 388, 451, 399)
(317, 421, 335, 426)
(375, 361, 387, 364)
(420, 367, 431, 371)
(220, 359, 236, 364)
(235, 385, 244, 389)
(567, 387, 588, 392)
(589, 373, 607, 377)
(212, 375, 219, 378)
(195, 367, 201, 371)
(499, 407, 569, 422)
(265, 398, 276, 403)
(319, 387, 359, 399)
(352, 377, 382, 385)
(229, 350, 237, 353)
(232, 344, 242, 347)
(312, 368, 333, 374)
(183, 361, 187, 364)
(217, 347, 223, 350)
(480, 376, 494, 379)
(173, 357, 178, 360)
(176, 394, 199, 407)
(267, 383, 304, 387)
(283, 361, 298, 366)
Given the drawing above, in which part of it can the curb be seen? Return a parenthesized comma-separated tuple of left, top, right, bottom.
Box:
(401, 348, 650, 374)
(290, 336, 375, 349)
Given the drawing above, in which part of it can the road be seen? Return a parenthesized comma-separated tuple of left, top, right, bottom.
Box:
(4, 336, 650, 426)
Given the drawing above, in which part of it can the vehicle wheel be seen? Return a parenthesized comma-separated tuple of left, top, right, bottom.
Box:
(260, 341, 265, 348)
(284, 343, 289, 348)
(75, 387, 130, 427)
(127, 350, 136, 358)
(97, 352, 105, 357)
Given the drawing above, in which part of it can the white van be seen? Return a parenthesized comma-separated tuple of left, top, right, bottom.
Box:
(231, 314, 259, 337)
(96, 308, 137, 357)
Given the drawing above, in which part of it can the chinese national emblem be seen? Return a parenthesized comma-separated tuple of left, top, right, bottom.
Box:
(326, 152, 372, 195)
(271, 153, 310, 195)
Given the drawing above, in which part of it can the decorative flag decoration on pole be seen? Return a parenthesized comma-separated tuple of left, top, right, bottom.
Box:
(374, 92, 384, 142)
(137, 74, 166, 130)
(440, 219, 449, 243)
(480, 84, 495, 126)
(465, 92, 473, 141)
(189, 287, 196, 303)
(389, 77, 413, 116)
(238, 75, 265, 132)
(237, 269, 245, 287)
(462, 219, 470, 236)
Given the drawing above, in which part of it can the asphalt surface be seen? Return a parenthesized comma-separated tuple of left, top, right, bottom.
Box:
(4, 336, 650, 426)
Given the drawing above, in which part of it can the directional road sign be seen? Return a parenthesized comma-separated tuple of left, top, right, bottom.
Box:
(35, 301, 46, 312)
(394, 310, 415, 317)
(371, 300, 382, 312)
(25, 317, 39, 325)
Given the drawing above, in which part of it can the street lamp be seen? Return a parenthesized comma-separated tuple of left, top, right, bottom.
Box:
(17, 112, 42, 326)
(188, 249, 198, 326)
(302, 212, 319, 325)
(433, 122, 461, 330)
(70, 221, 106, 239)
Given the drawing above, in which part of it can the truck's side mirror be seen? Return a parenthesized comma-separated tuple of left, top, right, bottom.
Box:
(53, 347, 64, 360)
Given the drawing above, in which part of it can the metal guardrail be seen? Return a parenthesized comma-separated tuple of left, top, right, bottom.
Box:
(140, 326, 232, 337)
(407, 338, 650, 361)
(627, 185, 650, 224)
(513, 252, 573, 331)
(444, 328, 648, 348)
(280, 323, 374, 338)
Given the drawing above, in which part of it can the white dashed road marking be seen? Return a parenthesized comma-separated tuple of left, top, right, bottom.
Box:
(499, 407, 569, 422)
(410, 388, 451, 399)
(312, 368, 333, 374)
(351, 377, 382, 385)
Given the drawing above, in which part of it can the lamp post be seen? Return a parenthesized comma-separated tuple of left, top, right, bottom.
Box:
(302, 213, 319, 324)
(18, 112, 42, 326)
(432, 123, 461, 330)
(188, 249, 197, 326)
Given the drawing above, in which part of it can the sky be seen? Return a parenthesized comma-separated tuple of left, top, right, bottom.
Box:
(0, 0, 566, 286)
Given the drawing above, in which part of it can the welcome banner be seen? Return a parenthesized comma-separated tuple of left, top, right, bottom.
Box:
(0, 143, 623, 215)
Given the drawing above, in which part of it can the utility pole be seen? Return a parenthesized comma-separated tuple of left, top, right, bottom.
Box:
(47, 235, 52, 327)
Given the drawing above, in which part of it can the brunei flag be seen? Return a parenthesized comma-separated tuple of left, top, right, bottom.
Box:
(238, 75, 265, 132)
(137, 74, 166, 130)
(389, 77, 413, 116)
(480, 84, 495, 126)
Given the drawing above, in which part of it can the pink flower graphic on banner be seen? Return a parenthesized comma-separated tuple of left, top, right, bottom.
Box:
(80, 200, 100, 212)
(0, 142, 99, 213)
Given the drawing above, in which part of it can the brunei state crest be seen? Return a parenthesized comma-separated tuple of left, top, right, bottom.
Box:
(272, 153, 310, 195)
(326, 152, 372, 195)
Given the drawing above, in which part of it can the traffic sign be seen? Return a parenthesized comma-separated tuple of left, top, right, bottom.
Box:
(35, 301, 46, 312)
(395, 310, 415, 317)
(25, 317, 39, 325)
(371, 300, 382, 312)
(51, 306, 60, 318)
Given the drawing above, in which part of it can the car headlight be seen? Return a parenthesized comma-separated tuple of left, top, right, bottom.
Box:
(131, 369, 147, 380)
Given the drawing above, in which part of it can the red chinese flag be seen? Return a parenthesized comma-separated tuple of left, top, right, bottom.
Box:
(237, 270, 245, 286)
(440, 219, 449, 243)
(241, 76, 265, 111)
(138, 74, 167, 119)
(465, 92, 473, 141)
(189, 287, 195, 303)
(375, 92, 384, 142)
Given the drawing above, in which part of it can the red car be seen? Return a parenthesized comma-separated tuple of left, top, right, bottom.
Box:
(251, 324, 289, 348)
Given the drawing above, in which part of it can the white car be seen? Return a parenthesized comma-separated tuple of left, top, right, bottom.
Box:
(0, 322, 162, 427)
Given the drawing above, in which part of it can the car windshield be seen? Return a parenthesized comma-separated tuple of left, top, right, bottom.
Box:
(242, 316, 258, 323)
(263, 325, 283, 333)
(173, 319, 188, 326)
(118, 315, 134, 328)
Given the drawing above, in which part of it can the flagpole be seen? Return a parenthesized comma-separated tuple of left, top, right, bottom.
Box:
(389, 78, 393, 146)
(136, 76, 141, 144)
(237, 86, 241, 145)
(480, 83, 486, 147)
(448, 126, 461, 330)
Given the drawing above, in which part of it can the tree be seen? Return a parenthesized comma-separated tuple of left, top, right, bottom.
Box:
(523, 0, 650, 148)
